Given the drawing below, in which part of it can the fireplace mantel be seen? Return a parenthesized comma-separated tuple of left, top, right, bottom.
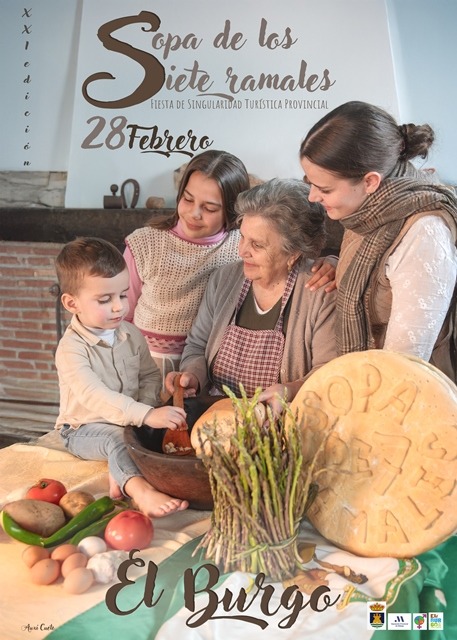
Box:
(0, 208, 173, 250)
(0, 207, 343, 253)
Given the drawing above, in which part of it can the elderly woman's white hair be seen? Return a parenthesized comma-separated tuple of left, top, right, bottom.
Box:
(234, 178, 326, 261)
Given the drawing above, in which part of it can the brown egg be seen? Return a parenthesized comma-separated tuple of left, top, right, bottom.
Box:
(61, 552, 87, 578)
(22, 546, 50, 568)
(51, 544, 78, 562)
(63, 567, 94, 594)
(29, 558, 61, 585)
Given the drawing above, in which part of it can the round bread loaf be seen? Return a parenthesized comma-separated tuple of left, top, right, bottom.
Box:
(191, 398, 236, 457)
(190, 398, 267, 456)
(289, 350, 457, 557)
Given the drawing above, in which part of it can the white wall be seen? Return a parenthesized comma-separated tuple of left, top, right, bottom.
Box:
(0, 0, 81, 171)
(64, 0, 398, 207)
(1, 0, 456, 203)
(386, 0, 457, 184)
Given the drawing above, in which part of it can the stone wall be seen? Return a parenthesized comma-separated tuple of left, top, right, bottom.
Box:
(0, 171, 66, 208)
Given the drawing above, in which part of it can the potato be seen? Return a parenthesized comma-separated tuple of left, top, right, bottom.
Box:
(3, 499, 66, 537)
(59, 491, 95, 518)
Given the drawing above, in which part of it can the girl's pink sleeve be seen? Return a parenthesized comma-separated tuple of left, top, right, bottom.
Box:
(124, 244, 143, 323)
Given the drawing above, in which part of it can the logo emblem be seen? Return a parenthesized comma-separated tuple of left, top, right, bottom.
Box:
(413, 613, 428, 630)
(367, 601, 386, 630)
(429, 612, 444, 630)
(388, 613, 412, 630)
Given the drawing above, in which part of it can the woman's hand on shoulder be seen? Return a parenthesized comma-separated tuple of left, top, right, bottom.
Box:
(165, 371, 199, 397)
(305, 257, 337, 293)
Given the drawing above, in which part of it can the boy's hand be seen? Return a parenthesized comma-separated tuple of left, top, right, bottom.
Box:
(143, 406, 187, 430)
(164, 371, 199, 397)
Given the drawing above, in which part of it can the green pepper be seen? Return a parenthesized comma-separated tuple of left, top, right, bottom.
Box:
(1, 510, 43, 546)
(41, 495, 117, 548)
(69, 509, 125, 545)
(1, 496, 118, 548)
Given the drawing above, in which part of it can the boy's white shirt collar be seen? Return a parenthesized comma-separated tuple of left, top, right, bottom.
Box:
(69, 314, 127, 346)
(86, 326, 116, 346)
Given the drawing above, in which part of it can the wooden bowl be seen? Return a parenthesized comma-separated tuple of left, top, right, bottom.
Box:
(124, 396, 221, 510)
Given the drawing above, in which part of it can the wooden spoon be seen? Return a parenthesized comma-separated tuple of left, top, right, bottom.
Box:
(162, 374, 194, 456)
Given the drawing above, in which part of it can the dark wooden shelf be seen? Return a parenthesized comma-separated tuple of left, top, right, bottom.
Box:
(0, 207, 343, 253)
(0, 208, 173, 250)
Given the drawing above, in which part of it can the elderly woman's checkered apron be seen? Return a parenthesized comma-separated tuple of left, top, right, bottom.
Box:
(211, 266, 298, 396)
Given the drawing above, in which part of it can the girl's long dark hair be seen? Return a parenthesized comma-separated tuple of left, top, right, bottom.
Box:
(148, 150, 250, 230)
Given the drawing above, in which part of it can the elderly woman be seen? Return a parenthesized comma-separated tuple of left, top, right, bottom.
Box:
(165, 178, 337, 413)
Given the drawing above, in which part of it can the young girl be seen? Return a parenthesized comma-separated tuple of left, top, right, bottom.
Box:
(124, 150, 250, 385)
(300, 101, 457, 381)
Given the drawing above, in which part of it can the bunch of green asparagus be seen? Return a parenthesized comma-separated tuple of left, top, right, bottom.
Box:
(195, 385, 319, 582)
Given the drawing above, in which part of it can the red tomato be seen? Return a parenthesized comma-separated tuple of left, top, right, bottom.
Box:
(26, 478, 67, 504)
(104, 510, 153, 551)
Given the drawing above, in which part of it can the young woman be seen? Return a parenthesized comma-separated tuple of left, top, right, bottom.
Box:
(299, 100, 457, 381)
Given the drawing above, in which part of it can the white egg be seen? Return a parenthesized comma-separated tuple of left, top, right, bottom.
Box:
(77, 536, 107, 557)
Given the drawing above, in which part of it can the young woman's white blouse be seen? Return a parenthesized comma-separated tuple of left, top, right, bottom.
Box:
(384, 215, 457, 360)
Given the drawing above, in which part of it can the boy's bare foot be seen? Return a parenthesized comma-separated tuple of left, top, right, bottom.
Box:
(124, 476, 189, 518)
(108, 473, 123, 500)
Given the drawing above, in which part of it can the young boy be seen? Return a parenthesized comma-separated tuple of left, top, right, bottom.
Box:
(54, 237, 188, 518)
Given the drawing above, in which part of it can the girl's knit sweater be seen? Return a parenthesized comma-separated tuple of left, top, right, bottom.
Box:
(124, 223, 240, 355)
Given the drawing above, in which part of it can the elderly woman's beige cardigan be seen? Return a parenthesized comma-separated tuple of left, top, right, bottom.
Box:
(180, 259, 338, 393)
